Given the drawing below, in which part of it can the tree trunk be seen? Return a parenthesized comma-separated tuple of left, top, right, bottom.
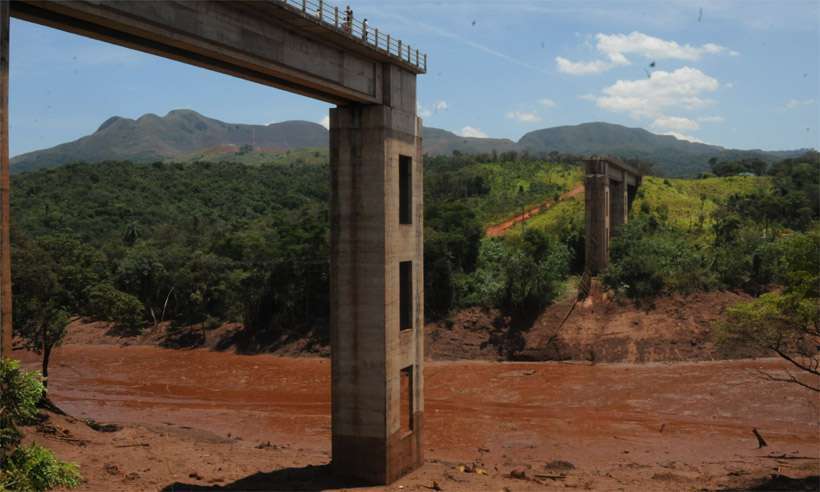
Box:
(42, 336, 51, 389)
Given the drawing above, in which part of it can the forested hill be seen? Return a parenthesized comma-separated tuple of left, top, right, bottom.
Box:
(11, 109, 810, 176)
(10, 110, 329, 173)
(9, 151, 818, 357)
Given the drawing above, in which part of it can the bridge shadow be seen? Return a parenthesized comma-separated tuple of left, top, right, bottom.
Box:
(161, 464, 367, 492)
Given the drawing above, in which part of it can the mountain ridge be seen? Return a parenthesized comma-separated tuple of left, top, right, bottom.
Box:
(11, 110, 811, 176)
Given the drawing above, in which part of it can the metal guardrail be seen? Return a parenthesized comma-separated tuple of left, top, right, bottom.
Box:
(274, 0, 428, 73)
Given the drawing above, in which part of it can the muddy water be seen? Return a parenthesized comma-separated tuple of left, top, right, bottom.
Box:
(16, 345, 820, 486)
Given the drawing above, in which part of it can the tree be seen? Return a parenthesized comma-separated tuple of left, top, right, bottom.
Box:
(11, 237, 72, 388)
(0, 359, 82, 491)
(715, 229, 820, 391)
(86, 283, 145, 333)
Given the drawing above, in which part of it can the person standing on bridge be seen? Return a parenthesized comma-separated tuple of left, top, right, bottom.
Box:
(344, 6, 353, 33)
(362, 18, 369, 42)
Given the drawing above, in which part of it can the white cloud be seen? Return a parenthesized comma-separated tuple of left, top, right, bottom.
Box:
(698, 115, 724, 123)
(506, 111, 543, 124)
(538, 98, 557, 108)
(662, 131, 705, 144)
(460, 126, 488, 138)
(595, 67, 719, 119)
(785, 98, 815, 109)
(417, 100, 448, 118)
(652, 116, 699, 131)
(556, 31, 735, 76)
(597, 32, 732, 62)
(556, 56, 614, 75)
(318, 115, 330, 129)
(725, 82, 735, 89)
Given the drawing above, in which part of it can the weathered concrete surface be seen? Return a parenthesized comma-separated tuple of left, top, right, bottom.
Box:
(0, 1, 10, 360)
(585, 157, 641, 275)
(3, 0, 427, 485)
(329, 101, 424, 484)
(9, 0, 422, 104)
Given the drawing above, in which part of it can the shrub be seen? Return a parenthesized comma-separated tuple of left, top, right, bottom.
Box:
(0, 359, 82, 491)
(1, 443, 82, 491)
(603, 214, 715, 301)
(87, 283, 145, 332)
(714, 228, 820, 391)
(458, 232, 570, 313)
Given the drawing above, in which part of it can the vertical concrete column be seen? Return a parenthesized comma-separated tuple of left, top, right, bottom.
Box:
(584, 158, 610, 275)
(609, 170, 627, 235)
(329, 65, 423, 484)
(0, 1, 10, 360)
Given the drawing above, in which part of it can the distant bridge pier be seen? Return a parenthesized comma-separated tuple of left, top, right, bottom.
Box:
(584, 157, 642, 275)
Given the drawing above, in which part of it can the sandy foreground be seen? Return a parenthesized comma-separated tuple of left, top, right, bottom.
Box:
(14, 345, 820, 491)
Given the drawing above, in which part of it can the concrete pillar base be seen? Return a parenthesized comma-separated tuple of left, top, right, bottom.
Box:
(330, 102, 424, 485)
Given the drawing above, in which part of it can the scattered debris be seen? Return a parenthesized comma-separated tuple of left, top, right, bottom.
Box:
(509, 467, 528, 480)
(458, 463, 489, 475)
(424, 480, 443, 491)
(103, 463, 120, 476)
(114, 443, 149, 448)
(753, 428, 768, 448)
(535, 474, 567, 482)
(188, 472, 204, 480)
(544, 460, 575, 472)
(85, 418, 122, 432)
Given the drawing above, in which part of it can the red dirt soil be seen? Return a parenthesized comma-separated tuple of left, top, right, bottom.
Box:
(15, 345, 819, 491)
(485, 185, 584, 237)
(426, 289, 761, 363)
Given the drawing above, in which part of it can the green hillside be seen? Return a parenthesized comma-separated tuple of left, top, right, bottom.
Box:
(521, 174, 771, 235)
(8, 151, 817, 355)
(11, 109, 810, 177)
(10, 110, 328, 173)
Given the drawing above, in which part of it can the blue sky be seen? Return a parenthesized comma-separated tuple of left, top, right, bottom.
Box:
(9, 0, 819, 157)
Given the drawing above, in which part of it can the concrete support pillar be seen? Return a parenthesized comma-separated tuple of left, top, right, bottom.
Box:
(0, 1, 10, 360)
(585, 158, 610, 276)
(609, 172, 627, 235)
(329, 101, 424, 484)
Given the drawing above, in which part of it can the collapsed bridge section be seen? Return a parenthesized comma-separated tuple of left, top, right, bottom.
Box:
(584, 156, 642, 275)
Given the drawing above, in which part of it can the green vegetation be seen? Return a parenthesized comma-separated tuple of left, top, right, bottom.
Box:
(11, 154, 580, 358)
(8, 148, 818, 378)
(0, 359, 82, 491)
(425, 153, 582, 225)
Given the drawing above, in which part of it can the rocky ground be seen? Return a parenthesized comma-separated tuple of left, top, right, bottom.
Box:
(15, 345, 820, 492)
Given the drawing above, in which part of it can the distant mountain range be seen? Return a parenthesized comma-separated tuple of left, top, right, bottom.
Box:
(11, 109, 811, 176)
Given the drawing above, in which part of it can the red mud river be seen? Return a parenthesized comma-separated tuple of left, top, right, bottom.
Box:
(16, 346, 820, 491)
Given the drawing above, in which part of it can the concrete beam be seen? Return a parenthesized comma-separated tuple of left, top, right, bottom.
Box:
(10, 0, 412, 104)
(0, 1, 9, 360)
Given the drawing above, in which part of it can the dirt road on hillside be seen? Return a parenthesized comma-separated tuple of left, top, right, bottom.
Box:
(485, 184, 584, 237)
(16, 345, 819, 491)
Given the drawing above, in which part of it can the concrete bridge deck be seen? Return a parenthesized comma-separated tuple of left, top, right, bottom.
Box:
(1, 0, 427, 485)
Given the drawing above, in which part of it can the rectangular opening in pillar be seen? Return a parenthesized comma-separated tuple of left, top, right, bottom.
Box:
(400, 366, 414, 435)
(399, 155, 412, 225)
(399, 261, 413, 331)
